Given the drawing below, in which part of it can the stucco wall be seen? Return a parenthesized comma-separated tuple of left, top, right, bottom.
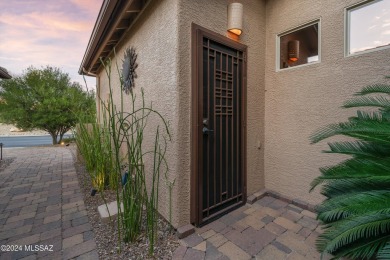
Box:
(264, 0, 390, 205)
(96, 0, 266, 228)
(94, 0, 390, 228)
(97, 0, 183, 227)
(177, 0, 266, 221)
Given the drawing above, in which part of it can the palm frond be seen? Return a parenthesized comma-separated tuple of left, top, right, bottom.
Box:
(355, 84, 390, 96)
(331, 235, 390, 260)
(326, 141, 390, 158)
(355, 110, 385, 121)
(318, 212, 390, 253)
(320, 177, 390, 198)
(378, 242, 390, 259)
(311, 113, 390, 144)
(311, 157, 390, 189)
(343, 95, 390, 110)
(316, 191, 390, 222)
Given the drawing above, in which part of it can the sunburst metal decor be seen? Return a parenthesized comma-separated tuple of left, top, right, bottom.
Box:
(122, 47, 138, 94)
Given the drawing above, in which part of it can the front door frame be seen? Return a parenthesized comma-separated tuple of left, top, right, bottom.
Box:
(190, 23, 247, 226)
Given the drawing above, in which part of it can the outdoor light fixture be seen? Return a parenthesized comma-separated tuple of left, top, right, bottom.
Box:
(227, 3, 243, 36)
(288, 40, 299, 62)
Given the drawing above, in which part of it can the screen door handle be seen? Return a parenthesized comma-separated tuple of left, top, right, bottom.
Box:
(203, 127, 214, 134)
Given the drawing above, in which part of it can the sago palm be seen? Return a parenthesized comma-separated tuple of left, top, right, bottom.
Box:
(311, 77, 390, 260)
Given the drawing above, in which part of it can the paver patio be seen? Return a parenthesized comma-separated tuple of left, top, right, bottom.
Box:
(174, 196, 330, 260)
(0, 147, 98, 260)
(1, 146, 330, 260)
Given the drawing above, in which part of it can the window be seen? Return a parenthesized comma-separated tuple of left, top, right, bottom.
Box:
(277, 20, 320, 70)
(346, 0, 390, 55)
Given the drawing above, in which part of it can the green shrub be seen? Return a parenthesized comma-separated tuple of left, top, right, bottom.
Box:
(311, 77, 390, 259)
(74, 122, 115, 191)
(61, 136, 76, 144)
(76, 49, 174, 255)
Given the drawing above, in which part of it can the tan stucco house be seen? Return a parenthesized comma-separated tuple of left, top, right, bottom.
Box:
(0, 66, 12, 79)
(80, 0, 390, 228)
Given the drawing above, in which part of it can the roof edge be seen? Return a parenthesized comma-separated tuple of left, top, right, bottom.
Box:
(79, 0, 150, 76)
(78, 0, 118, 76)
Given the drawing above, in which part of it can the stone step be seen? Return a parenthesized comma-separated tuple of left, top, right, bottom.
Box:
(97, 201, 124, 222)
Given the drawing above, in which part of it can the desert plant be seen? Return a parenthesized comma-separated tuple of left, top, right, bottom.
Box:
(311, 77, 390, 259)
(75, 48, 173, 255)
(99, 54, 171, 255)
(74, 122, 114, 191)
(61, 136, 76, 144)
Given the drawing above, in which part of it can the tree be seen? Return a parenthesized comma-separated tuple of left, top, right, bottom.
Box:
(311, 77, 390, 259)
(0, 66, 95, 144)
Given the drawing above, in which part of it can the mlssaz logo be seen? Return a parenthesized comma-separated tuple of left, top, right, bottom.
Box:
(24, 245, 54, 252)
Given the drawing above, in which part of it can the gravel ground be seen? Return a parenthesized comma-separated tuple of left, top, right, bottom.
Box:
(69, 145, 180, 259)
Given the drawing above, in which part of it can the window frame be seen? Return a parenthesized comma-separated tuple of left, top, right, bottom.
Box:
(345, 0, 390, 57)
(276, 19, 321, 72)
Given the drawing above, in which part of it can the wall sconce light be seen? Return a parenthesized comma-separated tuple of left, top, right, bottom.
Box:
(288, 40, 299, 62)
(227, 3, 243, 36)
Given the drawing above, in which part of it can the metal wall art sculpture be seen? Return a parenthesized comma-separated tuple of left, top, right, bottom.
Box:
(122, 47, 138, 94)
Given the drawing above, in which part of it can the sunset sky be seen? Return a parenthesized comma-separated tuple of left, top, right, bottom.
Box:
(0, 0, 102, 89)
(1, 0, 389, 88)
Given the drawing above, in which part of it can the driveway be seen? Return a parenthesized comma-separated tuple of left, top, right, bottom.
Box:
(0, 147, 97, 260)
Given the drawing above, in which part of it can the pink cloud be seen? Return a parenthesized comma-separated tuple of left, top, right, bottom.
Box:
(70, 0, 102, 15)
(0, 0, 101, 88)
(28, 12, 92, 32)
(0, 11, 92, 35)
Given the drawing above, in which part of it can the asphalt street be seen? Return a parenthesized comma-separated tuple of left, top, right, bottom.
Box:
(0, 135, 71, 148)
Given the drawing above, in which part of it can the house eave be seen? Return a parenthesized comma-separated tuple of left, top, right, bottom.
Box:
(79, 0, 149, 76)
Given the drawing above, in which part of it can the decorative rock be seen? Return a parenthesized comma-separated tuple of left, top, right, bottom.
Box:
(97, 201, 123, 222)
(10, 127, 24, 132)
(90, 189, 97, 196)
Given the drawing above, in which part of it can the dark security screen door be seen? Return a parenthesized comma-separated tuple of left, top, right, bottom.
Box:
(195, 27, 247, 225)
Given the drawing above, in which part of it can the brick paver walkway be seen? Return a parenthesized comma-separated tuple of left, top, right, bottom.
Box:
(0, 146, 330, 259)
(0, 147, 98, 260)
(174, 196, 330, 260)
